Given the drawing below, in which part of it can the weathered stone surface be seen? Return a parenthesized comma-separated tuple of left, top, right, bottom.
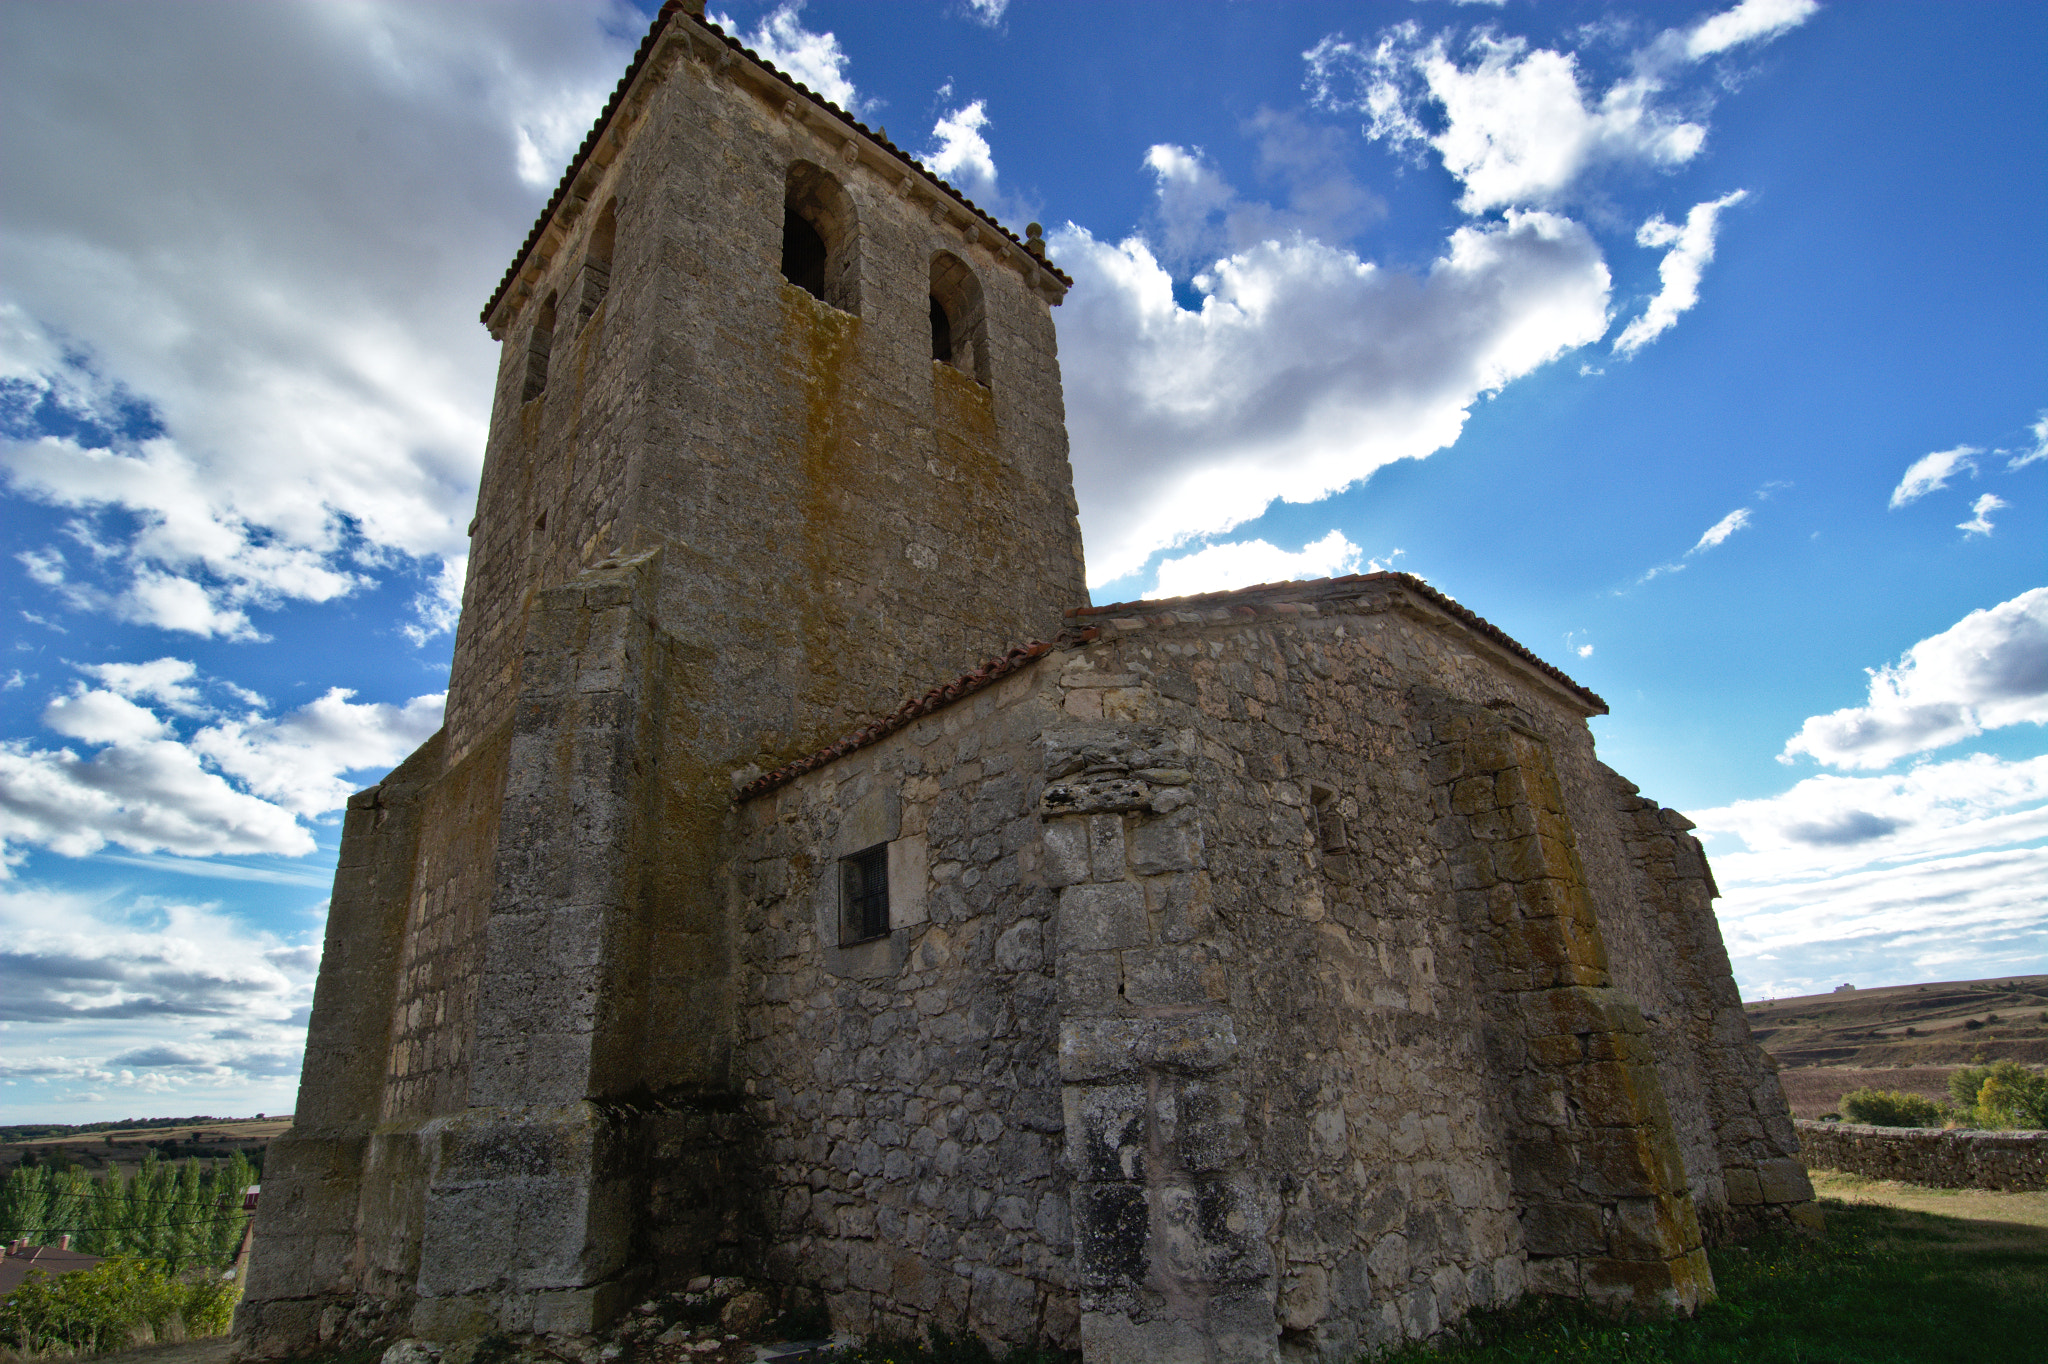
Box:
(241, 7, 1805, 1358)
(1797, 1121, 2047, 1192)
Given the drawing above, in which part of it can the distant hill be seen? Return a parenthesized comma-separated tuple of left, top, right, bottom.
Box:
(1744, 975, 2048, 1119)
(1745, 975, 2048, 1068)
(0, 1116, 290, 1177)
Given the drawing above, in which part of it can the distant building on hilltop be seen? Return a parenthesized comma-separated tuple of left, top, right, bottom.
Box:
(234, 4, 1814, 1361)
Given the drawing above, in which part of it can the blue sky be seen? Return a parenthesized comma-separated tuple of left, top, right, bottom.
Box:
(1, 0, 2041, 1123)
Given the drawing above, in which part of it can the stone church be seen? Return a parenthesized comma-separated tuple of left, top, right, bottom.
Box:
(236, 4, 1813, 1360)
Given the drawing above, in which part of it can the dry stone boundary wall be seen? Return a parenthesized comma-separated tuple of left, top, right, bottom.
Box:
(1795, 1119, 2048, 1192)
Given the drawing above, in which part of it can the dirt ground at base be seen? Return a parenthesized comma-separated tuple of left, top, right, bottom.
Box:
(1808, 1167, 2048, 1230)
(5, 1339, 234, 1364)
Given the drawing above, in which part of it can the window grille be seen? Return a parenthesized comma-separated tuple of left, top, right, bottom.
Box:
(840, 844, 890, 944)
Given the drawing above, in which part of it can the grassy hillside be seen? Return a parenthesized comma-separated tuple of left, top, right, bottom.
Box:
(1743, 975, 2048, 1120)
(0, 1116, 289, 1179)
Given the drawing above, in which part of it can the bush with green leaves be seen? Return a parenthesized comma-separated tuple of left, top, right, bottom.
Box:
(1838, 1088, 1948, 1127)
(0, 1256, 240, 1353)
(1948, 1059, 2048, 1129)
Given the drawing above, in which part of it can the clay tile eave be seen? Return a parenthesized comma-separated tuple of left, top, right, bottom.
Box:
(482, 3, 1070, 329)
(734, 641, 1056, 803)
(1065, 572, 1608, 716)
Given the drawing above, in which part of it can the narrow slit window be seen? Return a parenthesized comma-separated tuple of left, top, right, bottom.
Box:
(840, 844, 890, 945)
(521, 293, 557, 403)
(573, 200, 616, 332)
(929, 294, 953, 363)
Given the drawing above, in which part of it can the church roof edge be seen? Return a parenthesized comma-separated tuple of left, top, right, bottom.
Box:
(482, 1, 1073, 329)
(1072, 572, 1608, 715)
(1073, 565, 1613, 712)
(735, 573, 1607, 805)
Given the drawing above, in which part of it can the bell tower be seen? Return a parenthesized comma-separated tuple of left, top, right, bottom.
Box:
(237, 0, 1088, 1349)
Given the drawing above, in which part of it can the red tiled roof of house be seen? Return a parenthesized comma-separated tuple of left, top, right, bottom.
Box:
(1, 1244, 104, 1298)
(483, 1, 1071, 328)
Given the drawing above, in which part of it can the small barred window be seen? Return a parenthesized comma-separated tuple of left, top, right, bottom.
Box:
(840, 844, 890, 944)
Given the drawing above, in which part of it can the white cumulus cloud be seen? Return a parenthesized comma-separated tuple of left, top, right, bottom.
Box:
(1780, 587, 2048, 769)
(0, 665, 445, 866)
(1613, 190, 1748, 355)
(1150, 530, 1367, 600)
(1310, 27, 1703, 213)
(1055, 204, 1611, 586)
(712, 2, 861, 113)
(0, 2, 638, 647)
(1692, 751, 2048, 998)
(193, 688, 444, 818)
(1888, 445, 1979, 508)
(925, 100, 1000, 202)
(1308, 3, 1815, 214)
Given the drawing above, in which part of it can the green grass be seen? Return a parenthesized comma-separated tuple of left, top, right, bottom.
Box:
(1367, 1199, 2048, 1363)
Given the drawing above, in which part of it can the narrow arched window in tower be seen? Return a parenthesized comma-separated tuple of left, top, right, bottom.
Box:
(782, 162, 860, 313)
(929, 251, 989, 387)
(573, 200, 616, 333)
(522, 292, 557, 403)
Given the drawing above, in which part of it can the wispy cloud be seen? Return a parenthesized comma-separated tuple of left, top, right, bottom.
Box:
(1690, 506, 1753, 553)
(1639, 505, 1753, 582)
(1888, 445, 1979, 508)
(1957, 492, 2006, 537)
(1680, 0, 1822, 61)
(962, 0, 1009, 29)
(1612, 190, 1748, 355)
(2008, 412, 2047, 471)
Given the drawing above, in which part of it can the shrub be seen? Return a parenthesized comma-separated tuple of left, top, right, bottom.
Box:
(0, 1257, 239, 1354)
(1953, 1060, 2048, 1130)
(1839, 1089, 1947, 1127)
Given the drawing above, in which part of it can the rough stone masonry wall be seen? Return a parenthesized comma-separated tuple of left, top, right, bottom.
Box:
(620, 42, 1087, 767)
(1594, 774, 1813, 1240)
(726, 662, 1077, 1349)
(1037, 578, 1792, 1359)
(1796, 1120, 2048, 1192)
(1043, 625, 1525, 1364)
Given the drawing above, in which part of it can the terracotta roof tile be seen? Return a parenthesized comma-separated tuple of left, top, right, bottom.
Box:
(484, 2, 1070, 329)
(735, 641, 1055, 802)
